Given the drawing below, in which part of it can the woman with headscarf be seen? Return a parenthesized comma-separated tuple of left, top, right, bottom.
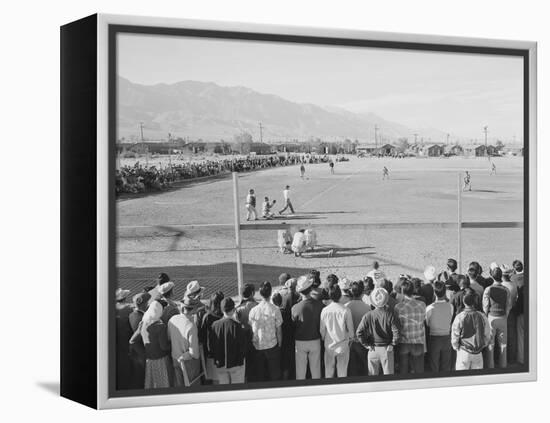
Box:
(132, 300, 172, 389)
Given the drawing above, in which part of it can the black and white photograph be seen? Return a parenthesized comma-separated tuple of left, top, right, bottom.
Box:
(111, 22, 531, 399)
(5, 0, 550, 417)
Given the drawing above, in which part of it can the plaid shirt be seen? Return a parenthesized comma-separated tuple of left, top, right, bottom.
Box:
(395, 297, 426, 344)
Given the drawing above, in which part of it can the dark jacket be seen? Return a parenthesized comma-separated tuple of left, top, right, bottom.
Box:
(209, 317, 247, 369)
(142, 321, 170, 360)
(451, 308, 491, 354)
(291, 297, 324, 341)
(420, 283, 435, 306)
(483, 283, 510, 316)
(445, 273, 461, 294)
(200, 311, 222, 357)
(511, 273, 525, 314)
(476, 275, 492, 290)
(356, 307, 401, 347)
(450, 289, 481, 321)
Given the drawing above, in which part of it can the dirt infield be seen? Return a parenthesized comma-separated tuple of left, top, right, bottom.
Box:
(117, 155, 524, 296)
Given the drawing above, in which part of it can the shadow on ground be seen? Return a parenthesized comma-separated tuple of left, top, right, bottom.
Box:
(117, 249, 424, 298)
(301, 245, 375, 259)
(118, 262, 321, 298)
(36, 381, 60, 396)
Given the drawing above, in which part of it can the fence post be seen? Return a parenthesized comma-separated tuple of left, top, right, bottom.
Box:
(232, 172, 244, 296)
(457, 172, 462, 273)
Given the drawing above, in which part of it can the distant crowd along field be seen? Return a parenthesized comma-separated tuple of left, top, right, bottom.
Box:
(115, 153, 346, 196)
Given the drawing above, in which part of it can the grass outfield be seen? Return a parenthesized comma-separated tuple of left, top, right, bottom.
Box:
(117, 155, 524, 297)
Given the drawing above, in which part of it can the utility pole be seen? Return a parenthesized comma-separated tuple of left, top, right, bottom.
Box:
(139, 122, 145, 142)
(259, 122, 264, 144)
(413, 133, 418, 144)
(447, 133, 450, 145)
(374, 125, 379, 149)
(483, 125, 488, 155)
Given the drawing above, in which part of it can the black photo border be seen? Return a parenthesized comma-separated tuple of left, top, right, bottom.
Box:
(107, 23, 530, 399)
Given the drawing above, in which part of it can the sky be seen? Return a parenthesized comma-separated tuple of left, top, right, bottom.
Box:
(117, 33, 524, 140)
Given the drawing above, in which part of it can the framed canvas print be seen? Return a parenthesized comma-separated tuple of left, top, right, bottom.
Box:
(60, 14, 537, 409)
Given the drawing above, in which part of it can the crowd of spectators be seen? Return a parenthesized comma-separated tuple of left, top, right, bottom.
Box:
(115, 258, 526, 390)
(115, 154, 327, 195)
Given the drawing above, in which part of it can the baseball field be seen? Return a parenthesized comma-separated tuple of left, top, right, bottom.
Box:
(116, 155, 524, 299)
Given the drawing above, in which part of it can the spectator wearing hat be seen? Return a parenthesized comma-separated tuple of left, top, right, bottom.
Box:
(184, 280, 206, 330)
(320, 285, 355, 378)
(279, 274, 300, 315)
(146, 273, 171, 306)
(249, 282, 283, 381)
(279, 276, 300, 380)
(511, 260, 525, 364)
(425, 281, 453, 372)
(167, 296, 201, 387)
(291, 275, 325, 379)
(200, 291, 224, 384)
(210, 298, 248, 384)
(451, 291, 492, 370)
(128, 292, 151, 389)
(236, 283, 259, 382)
(184, 280, 203, 301)
(483, 266, 512, 369)
(501, 266, 519, 364)
(133, 301, 172, 389)
(420, 266, 436, 306)
(115, 288, 133, 390)
(157, 282, 180, 324)
(338, 278, 352, 305)
(356, 287, 401, 375)
(395, 280, 426, 375)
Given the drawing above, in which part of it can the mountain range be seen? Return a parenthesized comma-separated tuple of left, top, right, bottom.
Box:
(117, 76, 448, 144)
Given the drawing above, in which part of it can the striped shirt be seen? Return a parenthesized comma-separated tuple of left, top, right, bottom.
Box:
(395, 297, 426, 344)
